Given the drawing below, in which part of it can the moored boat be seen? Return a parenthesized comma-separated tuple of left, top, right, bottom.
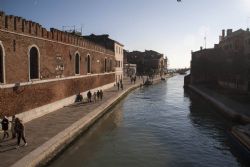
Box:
(227, 124, 250, 161)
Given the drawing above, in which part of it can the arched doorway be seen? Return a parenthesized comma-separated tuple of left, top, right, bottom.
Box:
(29, 46, 39, 80)
(87, 55, 91, 73)
(0, 45, 4, 83)
(104, 58, 107, 72)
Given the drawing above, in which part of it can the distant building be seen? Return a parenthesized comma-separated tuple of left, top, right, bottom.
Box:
(84, 34, 124, 83)
(124, 50, 165, 76)
(190, 28, 250, 92)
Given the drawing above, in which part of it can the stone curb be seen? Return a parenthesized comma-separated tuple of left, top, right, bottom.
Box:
(188, 85, 250, 124)
(10, 82, 141, 167)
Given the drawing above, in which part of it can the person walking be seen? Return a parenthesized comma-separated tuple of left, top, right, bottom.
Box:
(1, 116, 9, 140)
(93, 92, 97, 103)
(15, 118, 27, 148)
(117, 82, 120, 91)
(97, 90, 100, 100)
(121, 82, 123, 90)
(87, 90, 92, 103)
(100, 89, 103, 100)
(11, 115, 16, 139)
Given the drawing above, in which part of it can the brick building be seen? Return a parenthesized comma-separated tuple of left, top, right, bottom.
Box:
(0, 12, 122, 121)
(124, 50, 165, 76)
(84, 34, 124, 83)
(190, 28, 250, 92)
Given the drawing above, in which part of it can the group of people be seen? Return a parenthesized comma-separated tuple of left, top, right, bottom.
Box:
(87, 89, 103, 103)
(116, 79, 123, 91)
(1, 115, 27, 148)
(130, 75, 137, 84)
(75, 89, 104, 103)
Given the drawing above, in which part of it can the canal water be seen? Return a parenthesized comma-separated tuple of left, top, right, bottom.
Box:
(48, 75, 249, 167)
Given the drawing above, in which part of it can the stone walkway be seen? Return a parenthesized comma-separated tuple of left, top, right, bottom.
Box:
(0, 76, 149, 167)
(190, 85, 250, 123)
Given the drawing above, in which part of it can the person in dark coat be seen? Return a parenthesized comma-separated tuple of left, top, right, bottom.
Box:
(75, 92, 83, 103)
(100, 89, 103, 100)
(15, 118, 27, 148)
(1, 116, 9, 140)
(117, 82, 120, 91)
(11, 115, 16, 139)
(97, 90, 100, 100)
(87, 90, 92, 103)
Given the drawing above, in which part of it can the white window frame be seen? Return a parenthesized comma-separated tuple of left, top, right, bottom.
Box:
(74, 51, 80, 75)
(28, 44, 40, 81)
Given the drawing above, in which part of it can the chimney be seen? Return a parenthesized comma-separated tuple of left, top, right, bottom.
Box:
(200, 46, 203, 50)
(227, 29, 233, 36)
(222, 29, 225, 38)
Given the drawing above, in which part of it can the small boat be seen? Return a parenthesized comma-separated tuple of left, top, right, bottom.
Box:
(144, 80, 153, 86)
(161, 77, 166, 81)
(178, 71, 187, 75)
(227, 125, 250, 160)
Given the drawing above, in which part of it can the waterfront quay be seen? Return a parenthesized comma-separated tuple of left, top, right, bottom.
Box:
(48, 75, 250, 167)
(0, 76, 161, 167)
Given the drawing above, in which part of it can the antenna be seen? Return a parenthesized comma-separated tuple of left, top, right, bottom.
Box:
(247, 17, 250, 28)
(204, 32, 207, 49)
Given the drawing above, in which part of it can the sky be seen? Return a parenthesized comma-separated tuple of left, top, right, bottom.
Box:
(1, 0, 250, 68)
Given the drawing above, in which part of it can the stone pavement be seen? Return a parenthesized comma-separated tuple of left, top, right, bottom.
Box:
(0, 76, 150, 167)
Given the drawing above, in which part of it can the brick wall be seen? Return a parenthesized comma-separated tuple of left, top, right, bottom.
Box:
(0, 11, 117, 116)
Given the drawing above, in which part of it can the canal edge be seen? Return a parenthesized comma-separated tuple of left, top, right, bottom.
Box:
(188, 85, 250, 124)
(10, 77, 163, 167)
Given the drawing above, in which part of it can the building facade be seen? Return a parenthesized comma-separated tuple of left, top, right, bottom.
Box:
(84, 34, 124, 83)
(190, 28, 250, 92)
(124, 50, 165, 76)
(0, 12, 120, 121)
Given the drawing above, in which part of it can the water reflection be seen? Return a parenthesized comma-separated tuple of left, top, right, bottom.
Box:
(49, 75, 249, 167)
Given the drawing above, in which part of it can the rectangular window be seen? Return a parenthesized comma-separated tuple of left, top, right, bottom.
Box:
(14, 17, 17, 30)
(5, 16, 8, 29)
(22, 20, 24, 32)
(0, 48, 3, 83)
(29, 22, 31, 33)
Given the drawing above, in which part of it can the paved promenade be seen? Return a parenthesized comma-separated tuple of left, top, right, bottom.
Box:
(0, 76, 161, 167)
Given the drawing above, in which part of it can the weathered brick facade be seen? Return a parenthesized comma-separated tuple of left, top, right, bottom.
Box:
(0, 12, 117, 116)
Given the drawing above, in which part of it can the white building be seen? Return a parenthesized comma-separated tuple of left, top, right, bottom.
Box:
(114, 42, 124, 83)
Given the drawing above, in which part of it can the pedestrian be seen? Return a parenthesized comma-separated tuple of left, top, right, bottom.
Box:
(100, 89, 103, 100)
(93, 92, 97, 103)
(130, 76, 133, 84)
(97, 90, 100, 100)
(75, 92, 83, 102)
(11, 115, 16, 139)
(1, 116, 9, 140)
(15, 118, 27, 148)
(87, 90, 92, 103)
(117, 82, 120, 91)
(121, 82, 123, 90)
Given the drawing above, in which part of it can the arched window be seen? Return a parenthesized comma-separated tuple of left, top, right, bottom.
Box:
(29, 46, 39, 80)
(75, 53, 80, 75)
(104, 58, 107, 73)
(0, 44, 4, 83)
(87, 54, 91, 73)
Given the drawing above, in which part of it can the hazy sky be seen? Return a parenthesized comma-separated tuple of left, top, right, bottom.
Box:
(1, 0, 250, 68)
